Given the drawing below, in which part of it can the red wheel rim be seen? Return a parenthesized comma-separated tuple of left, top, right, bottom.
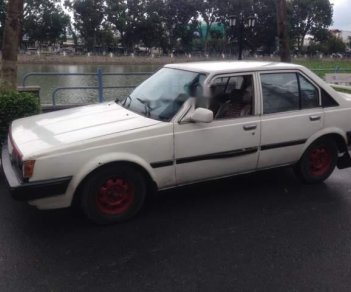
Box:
(309, 146, 332, 177)
(96, 177, 135, 215)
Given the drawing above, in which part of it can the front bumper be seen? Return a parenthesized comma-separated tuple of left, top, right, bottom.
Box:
(1, 143, 72, 201)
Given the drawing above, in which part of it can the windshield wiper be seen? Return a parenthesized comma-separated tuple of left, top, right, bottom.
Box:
(116, 95, 132, 107)
(136, 98, 154, 117)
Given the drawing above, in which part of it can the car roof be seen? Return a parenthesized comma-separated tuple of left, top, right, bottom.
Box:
(165, 61, 303, 74)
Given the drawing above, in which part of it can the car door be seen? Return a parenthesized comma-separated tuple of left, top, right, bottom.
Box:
(258, 71, 323, 169)
(173, 73, 261, 185)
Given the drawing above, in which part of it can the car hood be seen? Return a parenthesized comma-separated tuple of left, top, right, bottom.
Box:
(10, 102, 161, 158)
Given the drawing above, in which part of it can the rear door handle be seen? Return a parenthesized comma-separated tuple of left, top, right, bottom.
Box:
(309, 115, 321, 121)
(243, 124, 257, 131)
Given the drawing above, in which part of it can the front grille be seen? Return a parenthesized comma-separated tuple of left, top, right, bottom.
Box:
(12, 152, 23, 172)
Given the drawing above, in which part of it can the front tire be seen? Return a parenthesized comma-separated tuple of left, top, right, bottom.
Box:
(294, 138, 338, 184)
(81, 164, 146, 224)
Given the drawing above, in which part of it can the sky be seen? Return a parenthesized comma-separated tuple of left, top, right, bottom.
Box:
(330, 0, 351, 31)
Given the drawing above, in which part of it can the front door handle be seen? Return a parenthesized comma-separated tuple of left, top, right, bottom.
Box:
(243, 124, 257, 131)
(309, 115, 321, 121)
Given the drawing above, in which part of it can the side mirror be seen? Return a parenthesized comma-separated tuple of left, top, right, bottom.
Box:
(190, 108, 213, 123)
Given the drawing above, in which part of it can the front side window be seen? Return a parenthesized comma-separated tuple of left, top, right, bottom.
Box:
(261, 72, 320, 114)
(118, 68, 206, 121)
(209, 74, 254, 119)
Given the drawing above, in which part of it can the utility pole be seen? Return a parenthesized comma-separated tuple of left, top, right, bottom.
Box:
(1, 0, 24, 90)
(276, 0, 291, 62)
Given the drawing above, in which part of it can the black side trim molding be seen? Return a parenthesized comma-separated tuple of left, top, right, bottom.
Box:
(151, 147, 259, 168)
(150, 160, 173, 168)
(150, 138, 309, 168)
(261, 139, 307, 151)
(176, 147, 258, 164)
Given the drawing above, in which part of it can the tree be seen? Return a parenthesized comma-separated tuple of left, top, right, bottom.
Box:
(288, 0, 333, 52)
(141, 1, 167, 50)
(117, 0, 146, 51)
(276, 0, 291, 62)
(1, 0, 24, 90)
(65, 0, 105, 52)
(158, 0, 197, 53)
(325, 35, 346, 54)
(105, 0, 127, 48)
(23, 0, 70, 47)
(217, 0, 277, 56)
(207, 26, 225, 54)
(0, 0, 6, 47)
(194, 0, 220, 53)
(307, 34, 346, 55)
(251, 0, 277, 54)
(97, 23, 118, 51)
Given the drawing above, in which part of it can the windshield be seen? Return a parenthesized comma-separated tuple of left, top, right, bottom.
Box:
(118, 68, 206, 121)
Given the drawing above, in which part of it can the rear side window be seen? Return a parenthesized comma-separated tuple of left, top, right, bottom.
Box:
(321, 89, 339, 107)
(299, 75, 319, 109)
(261, 72, 321, 114)
(261, 73, 299, 114)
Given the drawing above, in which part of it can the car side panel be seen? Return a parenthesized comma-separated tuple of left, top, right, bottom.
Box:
(174, 117, 260, 185)
(28, 123, 175, 209)
(258, 108, 324, 168)
(323, 107, 351, 138)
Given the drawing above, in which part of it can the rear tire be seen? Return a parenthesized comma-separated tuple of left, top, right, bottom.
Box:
(294, 138, 338, 184)
(81, 164, 146, 224)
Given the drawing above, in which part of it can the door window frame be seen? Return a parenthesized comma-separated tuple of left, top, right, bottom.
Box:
(258, 70, 322, 116)
(207, 72, 260, 119)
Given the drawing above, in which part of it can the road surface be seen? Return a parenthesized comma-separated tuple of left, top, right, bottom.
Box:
(1, 166, 351, 291)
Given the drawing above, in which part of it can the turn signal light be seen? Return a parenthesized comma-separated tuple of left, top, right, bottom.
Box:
(23, 160, 36, 179)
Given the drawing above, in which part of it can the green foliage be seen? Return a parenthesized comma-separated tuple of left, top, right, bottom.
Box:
(0, 91, 40, 143)
(23, 0, 70, 46)
(325, 36, 347, 53)
(295, 59, 351, 78)
(218, 0, 278, 54)
(163, 0, 198, 52)
(18, 0, 341, 56)
(0, 0, 6, 47)
(307, 34, 346, 55)
(66, 0, 105, 51)
(288, 0, 333, 52)
(194, 0, 220, 51)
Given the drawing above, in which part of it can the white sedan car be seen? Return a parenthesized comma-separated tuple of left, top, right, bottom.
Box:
(2, 61, 351, 224)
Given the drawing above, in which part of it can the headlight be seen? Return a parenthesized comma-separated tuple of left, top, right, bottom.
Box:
(9, 124, 36, 180)
(23, 160, 36, 179)
(9, 125, 22, 160)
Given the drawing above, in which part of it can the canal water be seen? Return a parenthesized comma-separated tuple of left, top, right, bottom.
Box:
(18, 64, 160, 105)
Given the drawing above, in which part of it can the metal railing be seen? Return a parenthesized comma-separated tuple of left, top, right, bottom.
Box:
(330, 84, 351, 91)
(21, 69, 153, 106)
(311, 67, 351, 74)
(21, 67, 351, 106)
